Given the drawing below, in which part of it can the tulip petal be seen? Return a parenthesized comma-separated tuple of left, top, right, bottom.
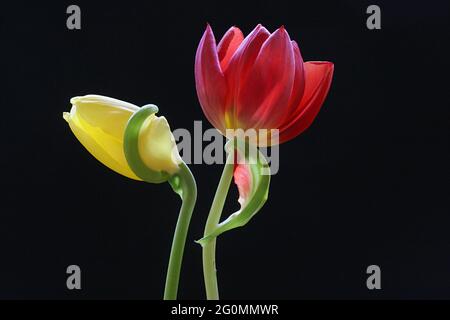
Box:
(138, 114, 182, 175)
(224, 24, 270, 128)
(237, 27, 295, 130)
(195, 24, 228, 132)
(65, 101, 140, 180)
(280, 61, 334, 143)
(233, 160, 252, 206)
(286, 41, 305, 116)
(217, 26, 244, 72)
(70, 95, 139, 139)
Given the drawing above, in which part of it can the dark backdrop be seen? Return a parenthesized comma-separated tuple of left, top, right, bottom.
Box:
(0, 0, 449, 299)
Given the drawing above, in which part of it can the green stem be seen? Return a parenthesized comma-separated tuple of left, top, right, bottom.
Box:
(164, 162, 197, 300)
(123, 106, 197, 300)
(202, 151, 234, 300)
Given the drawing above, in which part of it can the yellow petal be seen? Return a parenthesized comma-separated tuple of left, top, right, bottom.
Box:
(64, 95, 141, 180)
(138, 114, 182, 175)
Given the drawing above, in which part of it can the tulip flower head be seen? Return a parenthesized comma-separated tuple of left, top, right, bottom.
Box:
(196, 25, 334, 299)
(63, 94, 196, 300)
(63, 95, 182, 182)
(195, 23, 335, 244)
(195, 24, 334, 146)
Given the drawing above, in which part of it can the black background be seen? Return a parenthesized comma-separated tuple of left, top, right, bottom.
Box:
(0, 0, 449, 299)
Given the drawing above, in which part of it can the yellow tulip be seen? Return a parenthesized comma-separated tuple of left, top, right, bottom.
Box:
(63, 94, 196, 300)
(63, 94, 181, 180)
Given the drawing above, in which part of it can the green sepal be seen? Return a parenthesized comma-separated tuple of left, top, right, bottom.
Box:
(123, 104, 170, 184)
(196, 140, 271, 246)
(168, 174, 183, 198)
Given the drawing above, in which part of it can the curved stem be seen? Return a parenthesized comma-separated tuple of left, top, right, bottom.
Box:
(164, 162, 197, 300)
(202, 151, 234, 300)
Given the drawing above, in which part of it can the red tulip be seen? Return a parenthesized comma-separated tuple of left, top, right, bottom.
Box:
(195, 24, 334, 145)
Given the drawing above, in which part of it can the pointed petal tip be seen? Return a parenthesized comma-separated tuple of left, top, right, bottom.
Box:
(253, 23, 262, 32)
(63, 112, 70, 122)
(271, 25, 290, 39)
(247, 23, 270, 40)
(229, 25, 243, 33)
(222, 25, 244, 38)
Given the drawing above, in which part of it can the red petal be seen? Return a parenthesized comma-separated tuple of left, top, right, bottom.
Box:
(217, 26, 244, 72)
(195, 24, 228, 132)
(286, 41, 305, 117)
(233, 161, 252, 206)
(279, 61, 334, 143)
(236, 27, 295, 130)
(224, 24, 270, 127)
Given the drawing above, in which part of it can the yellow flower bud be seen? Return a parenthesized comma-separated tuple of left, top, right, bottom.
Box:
(63, 94, 181, 180)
